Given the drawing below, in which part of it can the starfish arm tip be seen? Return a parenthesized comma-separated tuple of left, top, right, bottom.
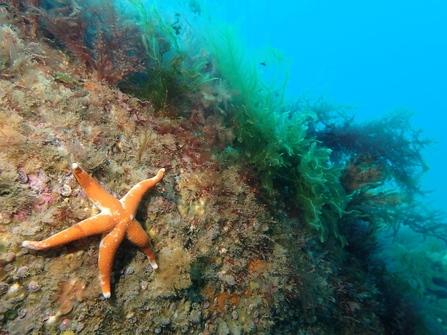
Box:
(22, 241, 40, 250)
(103, 292, 111, 299)
(150, 260, 158, 270)
(72, 163, 79, 169)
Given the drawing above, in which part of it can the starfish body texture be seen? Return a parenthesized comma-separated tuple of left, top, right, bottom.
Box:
(22, 163, 165, 298)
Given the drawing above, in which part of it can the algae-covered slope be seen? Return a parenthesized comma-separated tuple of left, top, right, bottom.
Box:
(0, 1, 445, 335)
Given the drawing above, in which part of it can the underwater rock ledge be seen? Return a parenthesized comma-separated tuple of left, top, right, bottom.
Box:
(0, 2, 444, 335)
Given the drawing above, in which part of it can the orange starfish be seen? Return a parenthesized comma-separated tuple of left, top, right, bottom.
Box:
(22, 163, 165, 298)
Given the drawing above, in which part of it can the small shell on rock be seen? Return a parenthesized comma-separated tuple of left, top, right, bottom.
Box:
(27, 280, 41, 293)
(140, 281, 149, 290)
(42, 311, 51, 321)
(60, 184, 72, 197)
(0, 282, 9, 295)
(59, 318, 70, 331)
(18, 309, 27, 318)
(0, 212, 12, 224)
(16, 265, 30, 278)
(231, 310, 239, 320)
(17, 168, 28, 183)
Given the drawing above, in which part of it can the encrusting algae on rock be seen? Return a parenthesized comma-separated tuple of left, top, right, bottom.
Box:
(0, 1, 443, 334)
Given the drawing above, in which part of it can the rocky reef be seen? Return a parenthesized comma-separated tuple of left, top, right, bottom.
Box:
(0, 1, 445, 335)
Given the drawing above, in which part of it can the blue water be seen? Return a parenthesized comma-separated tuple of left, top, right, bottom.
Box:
(207, 0, 447, 211)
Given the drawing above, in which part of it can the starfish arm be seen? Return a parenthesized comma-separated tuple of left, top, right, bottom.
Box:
(126, 219, 158, 269)
(121, 168, 165, 215)
(98, 221, 128, 299)
(72, 163, 122, 213)
(22, 214, 115, 250)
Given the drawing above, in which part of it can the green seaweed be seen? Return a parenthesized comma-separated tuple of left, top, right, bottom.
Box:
(207, 23, 259, 105)
(120, 1, 216, 113)
(207, 22, 348, 244)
